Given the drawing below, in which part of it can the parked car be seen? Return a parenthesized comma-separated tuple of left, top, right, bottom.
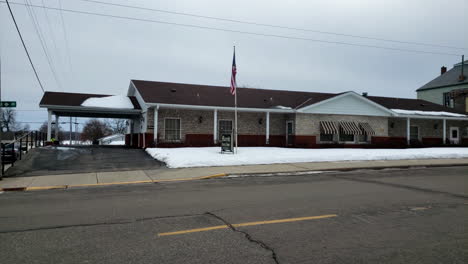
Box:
(1, 143, 20, 164)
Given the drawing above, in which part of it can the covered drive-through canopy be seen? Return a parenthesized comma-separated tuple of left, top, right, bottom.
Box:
(39, 92, 143, 141)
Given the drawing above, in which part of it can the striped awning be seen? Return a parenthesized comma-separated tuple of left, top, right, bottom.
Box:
(339, 121, 362, 135)
(320, 121, 339, 134)
(359, 122, 375, 135)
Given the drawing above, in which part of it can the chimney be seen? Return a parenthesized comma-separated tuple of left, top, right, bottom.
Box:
(362, 92, 368, 97)
(441, 66, 447, 75)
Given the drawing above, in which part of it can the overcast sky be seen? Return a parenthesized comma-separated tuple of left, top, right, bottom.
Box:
(1, 0, 467, 130)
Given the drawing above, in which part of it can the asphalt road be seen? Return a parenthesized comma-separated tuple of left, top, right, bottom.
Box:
(1, 166, 467, 263)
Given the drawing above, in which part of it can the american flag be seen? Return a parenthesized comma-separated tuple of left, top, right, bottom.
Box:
(230, 49, 237, 95)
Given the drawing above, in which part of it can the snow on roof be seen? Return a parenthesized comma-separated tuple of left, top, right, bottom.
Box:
(98, 134, 125, 141)
(272, 105, 293, 110)
(391, 109, 467, 117)
(81, 95, 135, 109)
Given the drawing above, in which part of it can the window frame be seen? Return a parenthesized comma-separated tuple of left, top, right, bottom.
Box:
(339, 132, 355, 143)
(164, 117, 182, 141)
(319, 133, 335, 143)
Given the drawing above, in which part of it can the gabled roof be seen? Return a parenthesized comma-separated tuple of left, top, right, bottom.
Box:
(417, 61, 468, 91)
(131, 80, 336, 110)
(132, 80, 465, 115)
(39, 92, 141, 110)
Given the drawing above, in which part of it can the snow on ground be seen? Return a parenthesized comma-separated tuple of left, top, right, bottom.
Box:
(146, 147, 468, 168)
(391, 109, 466, 117)
(81, 95, 134, 109)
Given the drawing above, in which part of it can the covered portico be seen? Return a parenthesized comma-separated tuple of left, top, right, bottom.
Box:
(393, 114, 468, 145)
(39, 91, 143, 145)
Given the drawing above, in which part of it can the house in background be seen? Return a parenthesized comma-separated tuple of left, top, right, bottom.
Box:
(40, 80, 468, 148)
(417, 60, 468, 113)
(98, 134, 125, 145)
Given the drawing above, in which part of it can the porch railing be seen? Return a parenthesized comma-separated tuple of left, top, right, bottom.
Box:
(1, 131, 47, 179)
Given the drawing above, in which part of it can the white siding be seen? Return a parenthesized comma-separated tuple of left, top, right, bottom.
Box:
(301, 94, 392, 117)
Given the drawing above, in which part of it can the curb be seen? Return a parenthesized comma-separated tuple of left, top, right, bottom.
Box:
(1, 163, 466, 192)
(0, 173, 228, 192)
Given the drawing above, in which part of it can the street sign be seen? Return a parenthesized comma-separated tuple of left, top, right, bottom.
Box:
(221, 133, 234, 153)
(0, 101, 16, 108)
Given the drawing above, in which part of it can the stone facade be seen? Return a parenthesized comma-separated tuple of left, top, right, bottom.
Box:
(294, 113, 388, 144)
(138, 107, 468, 148)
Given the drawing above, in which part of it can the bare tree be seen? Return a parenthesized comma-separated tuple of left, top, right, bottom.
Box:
(39, 121, 64, 139)
(1, 109, 18, 132)
(107, 119, 128, 134)
(81, 119, 112, 142)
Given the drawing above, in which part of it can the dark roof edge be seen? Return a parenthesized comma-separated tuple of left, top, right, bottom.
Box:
(131, 79, 335, 95)
(416, 81, 468, 92)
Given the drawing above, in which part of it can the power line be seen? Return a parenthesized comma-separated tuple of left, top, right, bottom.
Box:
(58, 0, 73, 80)
(78, 0, 468, 51)
(0, 1, 461, 57)
(23, 0, 63, 91)
(4, 0, 45, 92)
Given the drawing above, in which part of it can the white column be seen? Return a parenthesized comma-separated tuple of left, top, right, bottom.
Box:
(55, 115, 59, 140)
(213, 109, 218, 143)
(47, 110, 52, 141)
(406, 117, 410, 145)
(153, 106, 159, 144)
(266, 112, 270, 144)
(443, 119, 446, 144)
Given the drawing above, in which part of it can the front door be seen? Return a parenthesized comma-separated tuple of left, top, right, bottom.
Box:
(286, 121, 294, 146)
(449, 127, 460, 144)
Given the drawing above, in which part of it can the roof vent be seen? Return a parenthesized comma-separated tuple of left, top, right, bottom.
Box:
(362, 92, 368, 97)
(441, 66, 447, 75)
(171, 88, 177, 93)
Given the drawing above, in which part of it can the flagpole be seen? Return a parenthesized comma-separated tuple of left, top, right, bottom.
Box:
(234, 46, 238, 154)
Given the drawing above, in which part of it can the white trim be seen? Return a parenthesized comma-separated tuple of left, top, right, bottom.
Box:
(47, 110, 52, 141)
(163, 117, 182, 142)
(392, 114, 468, 121)
(40, 104, 142, 115)
(154, 106, 159, 142)
(266, 112, 270, 144)
(129, 81, 148, 112)
(443, 119, 446, 144)
(146, 103, 294, 113)
(297, 91, 396, 116)
(449, 126, 460, 144)
(213, 109, 218, 143)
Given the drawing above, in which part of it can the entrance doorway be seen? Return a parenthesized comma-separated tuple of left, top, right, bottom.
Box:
(449, 127, 460, 144)
(286, 121, 294, 146)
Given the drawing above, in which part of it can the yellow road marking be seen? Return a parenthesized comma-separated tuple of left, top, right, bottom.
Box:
(158, 214, 337, 237)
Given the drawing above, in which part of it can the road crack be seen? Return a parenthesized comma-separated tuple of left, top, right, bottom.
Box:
(206, 212, 280, 264)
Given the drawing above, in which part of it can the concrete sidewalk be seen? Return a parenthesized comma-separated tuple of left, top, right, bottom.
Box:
(1, 158, 467, 191)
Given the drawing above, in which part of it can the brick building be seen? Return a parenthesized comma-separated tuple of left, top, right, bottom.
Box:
(40, 80, 468, 148)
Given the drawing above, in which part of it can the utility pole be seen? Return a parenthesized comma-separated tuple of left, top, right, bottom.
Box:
(0, 54, 3, 179)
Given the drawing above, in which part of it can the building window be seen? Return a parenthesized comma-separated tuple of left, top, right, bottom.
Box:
(358, 134, 368, 142)
(320, 133, 334, 142)
(219, 120, 233, 139)
(443, 92, 452, 107)
(410, 126, 419, 140)
(339, 133, 354, 142)
(165, 118, 181, 141)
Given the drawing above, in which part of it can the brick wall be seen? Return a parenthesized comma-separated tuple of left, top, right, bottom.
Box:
(388, 118, 468, 140)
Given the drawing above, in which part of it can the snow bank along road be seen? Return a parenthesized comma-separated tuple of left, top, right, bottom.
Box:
(146, 147, 468, 168)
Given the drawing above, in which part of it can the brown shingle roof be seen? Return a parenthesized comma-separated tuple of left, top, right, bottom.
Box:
(131, 80, 336, 109)
(366, 95, 466, 114)
(39, 92, 141, 109)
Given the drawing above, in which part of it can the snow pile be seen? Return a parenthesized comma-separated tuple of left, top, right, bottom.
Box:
(391, 109, 466, 117)
(81, 95, 134, 109)
(146, 147, 468, 168)
(273, 105, 293, 110)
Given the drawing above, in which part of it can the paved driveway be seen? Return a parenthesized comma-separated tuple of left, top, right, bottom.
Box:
(4, 146, 164, 177)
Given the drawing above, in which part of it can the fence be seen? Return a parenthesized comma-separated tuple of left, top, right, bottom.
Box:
(1, 131, 47, 178)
